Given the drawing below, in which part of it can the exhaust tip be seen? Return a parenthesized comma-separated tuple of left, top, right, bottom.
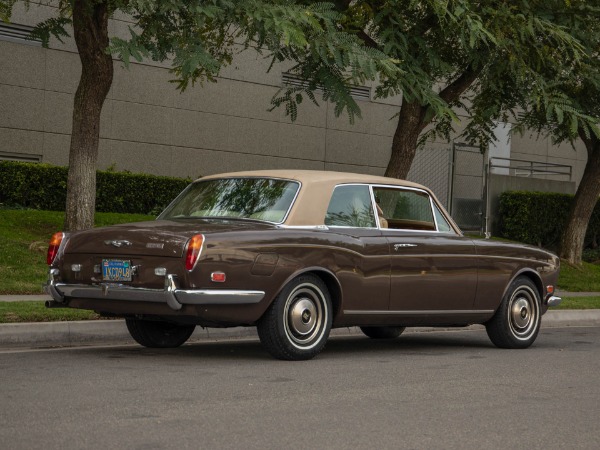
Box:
(45, 300, 65, 308)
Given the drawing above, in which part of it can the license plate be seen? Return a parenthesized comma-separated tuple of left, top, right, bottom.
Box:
(102, 259, 132, 282)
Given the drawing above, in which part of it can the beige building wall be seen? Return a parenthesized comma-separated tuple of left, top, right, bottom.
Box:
(0, 2, 589, 188)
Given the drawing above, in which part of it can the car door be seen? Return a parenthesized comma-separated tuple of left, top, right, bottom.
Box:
(322, 184, 390, 312)
(373, 185, 478, 313)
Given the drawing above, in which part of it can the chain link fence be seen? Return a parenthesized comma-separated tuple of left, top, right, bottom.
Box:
(407, 147, 451, 208)
(450, 145, 485, 232)
(407, 144, 485, 233)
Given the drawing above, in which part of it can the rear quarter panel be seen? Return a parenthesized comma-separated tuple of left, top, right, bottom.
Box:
(195, 227, 389, 325)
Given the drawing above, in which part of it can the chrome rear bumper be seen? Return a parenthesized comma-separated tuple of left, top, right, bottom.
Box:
(45, 270, 265, 311)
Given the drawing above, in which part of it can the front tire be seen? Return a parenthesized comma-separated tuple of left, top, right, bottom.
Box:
(257, 274, 332, 360)
(360, 326, 405, 339)
(485, 276, 541, 349)
(126, 319, 195, 348)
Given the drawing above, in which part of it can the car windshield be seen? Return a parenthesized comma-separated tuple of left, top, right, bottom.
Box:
(158, 177, 300, 223)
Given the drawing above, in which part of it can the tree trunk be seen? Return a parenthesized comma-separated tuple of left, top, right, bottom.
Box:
(384, 66, 480, 179)
(385, 100, 426, 179)
(559, 137, 600, 265)
(64, 0, 113, 231)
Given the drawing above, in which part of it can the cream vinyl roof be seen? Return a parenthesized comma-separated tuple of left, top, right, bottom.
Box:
(199, 170, 454, 229)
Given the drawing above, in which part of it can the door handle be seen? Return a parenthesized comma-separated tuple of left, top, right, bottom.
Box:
(394, 243, 417, 251)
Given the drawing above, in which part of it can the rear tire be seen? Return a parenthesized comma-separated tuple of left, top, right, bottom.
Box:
(257, 274, 332, 360)
(126, 319, 195, 348)
(485, 276, 541, 349)
(360, 326, 405, 339)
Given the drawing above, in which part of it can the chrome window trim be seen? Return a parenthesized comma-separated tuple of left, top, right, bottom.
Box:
(368, 184, 383, 229)
(430, 199, 456, 235)
(370, 184, 440, 233)
(429, 195, 441, 231)
(277, 225, 330, 231)
(326, 225, 380, 230)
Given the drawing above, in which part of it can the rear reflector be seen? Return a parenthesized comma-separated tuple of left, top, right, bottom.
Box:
(211, 272, 226, 283)
(185, 234, 204, 271)
(47, 232, 64, 265)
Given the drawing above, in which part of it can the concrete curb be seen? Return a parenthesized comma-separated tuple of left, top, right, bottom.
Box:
(1, 310, 599, 349)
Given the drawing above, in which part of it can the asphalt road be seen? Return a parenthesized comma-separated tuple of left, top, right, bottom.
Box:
(1, 327, 599, 450)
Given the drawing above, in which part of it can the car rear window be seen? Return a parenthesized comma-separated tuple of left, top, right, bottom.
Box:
(158, 178, 300, 223)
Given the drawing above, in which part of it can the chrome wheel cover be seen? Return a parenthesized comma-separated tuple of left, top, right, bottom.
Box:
(283, 282, 327, 350)
(507, 285, 539, 340)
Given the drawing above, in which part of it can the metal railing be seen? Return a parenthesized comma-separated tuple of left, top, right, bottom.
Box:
(489, 157, 572, 180)
(484, 156, 573, 237)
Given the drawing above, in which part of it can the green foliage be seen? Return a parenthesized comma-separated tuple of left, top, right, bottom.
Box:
(111, 0, 402, 118)
(266, 2, 402, 123)
(0, 0, 15, 21)
(513, 1, 600, 144)
(275, 1, 598, 150)
(1, 0, 402, 123)
(29, 16, 71, 47)
(0, 161, 190, 215)
(498, 191, 600, 248)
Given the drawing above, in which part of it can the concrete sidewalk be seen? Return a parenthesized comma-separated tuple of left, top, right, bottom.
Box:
(0, 294, 53, 302)
(1, 309, 599, 350)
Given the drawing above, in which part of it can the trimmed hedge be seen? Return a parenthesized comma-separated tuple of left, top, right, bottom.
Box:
(498, 191, 600, 248)
(0, 161, 191, 215)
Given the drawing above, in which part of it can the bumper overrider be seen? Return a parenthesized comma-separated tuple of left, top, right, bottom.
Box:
(44, 269, 265, 311)
(545, 293, 562, 307)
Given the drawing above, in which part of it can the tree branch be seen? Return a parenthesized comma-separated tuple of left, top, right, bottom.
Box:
(438, 64, 481, 105)
(578, 126, 599, 159)
(356, 29, 379, 49)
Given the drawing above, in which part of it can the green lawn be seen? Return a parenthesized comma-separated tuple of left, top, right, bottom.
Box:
(0, 301, 102, 323)
(557, 261, 600, 292)
(0, 210, 153, 294)
(556, 296, 600, 310)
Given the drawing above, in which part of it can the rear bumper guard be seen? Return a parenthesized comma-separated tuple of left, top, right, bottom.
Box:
(44, 270, 265, 311)
(545, 295, 562, 307)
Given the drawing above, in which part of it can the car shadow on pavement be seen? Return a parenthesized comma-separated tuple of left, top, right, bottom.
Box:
(78, 330, 497, 361)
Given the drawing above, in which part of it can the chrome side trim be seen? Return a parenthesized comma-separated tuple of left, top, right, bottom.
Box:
(545, 296, 562, 307)
(344, 309, 495, 316)
(277, 225, 330, 230)
(45, 272, 265, 311)
(176, 289, 266, 305)
(393, 243, 417, 250)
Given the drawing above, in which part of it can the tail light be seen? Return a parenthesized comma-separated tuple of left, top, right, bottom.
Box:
(185, 234, 204, 271)
(47, 232, 64, 265)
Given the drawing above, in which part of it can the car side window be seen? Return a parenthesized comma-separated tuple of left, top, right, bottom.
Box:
(432, 202, 455, 233)
(373, 187, 436, 231)
(325, 185, 376, 228)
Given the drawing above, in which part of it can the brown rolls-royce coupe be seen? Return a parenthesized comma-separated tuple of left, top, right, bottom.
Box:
(45, 170, 561, 360)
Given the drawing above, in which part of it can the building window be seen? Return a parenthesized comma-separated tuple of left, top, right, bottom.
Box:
(0, 151, 42, 162)
(0, 23, 42, 46)
(282, 73, 371, 101)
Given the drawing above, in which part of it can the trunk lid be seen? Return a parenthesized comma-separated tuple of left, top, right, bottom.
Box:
(65, 219, 275, 257)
